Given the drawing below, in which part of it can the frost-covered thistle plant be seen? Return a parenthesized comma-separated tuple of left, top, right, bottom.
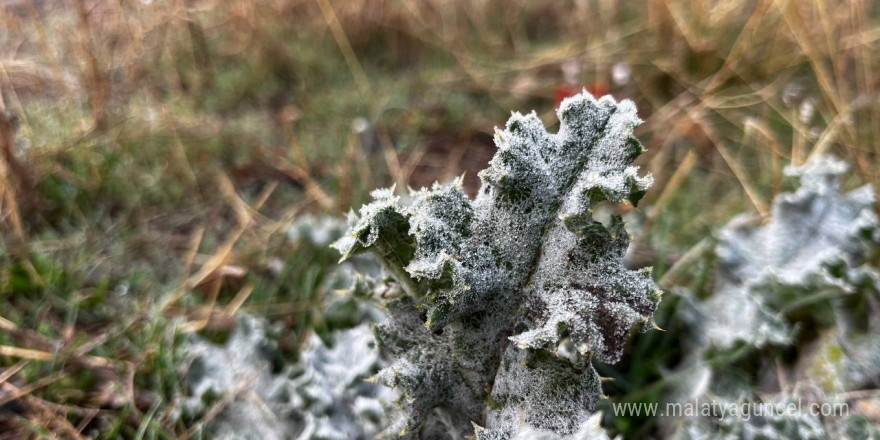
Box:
(182, 316, 392, 440)
(667, 156, 880, 440)
(701, 155, 879, 350)
(333, 91, 661, 438)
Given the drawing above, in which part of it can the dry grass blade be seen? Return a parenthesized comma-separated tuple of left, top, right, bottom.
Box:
(226, 284, 255, 316)
(1, 381, 89, 440)
(185, 182, 275, 289)
(0, 344, 119, 369)
(646, 149, 698, 225)
(0, 361, 29, 386)
(0, 371, 65, 408)
(74, 0, 110, 130)
(0, 344, 55, 361)
(375, 124, 407, 189)
(313, 0, 371, 97)
(161, 226, 206, 312)
(658, 237, 715, 288)
(314, 0, 408, 188)
(777, 0, 843, 118)
(0, 317, 15, 333)
(181, 181, 276, 332)
(217, 173, 264, 227)
(261, 145, 335, 211)
(695, 113, 769, 216)
(807, 113, 847, 162)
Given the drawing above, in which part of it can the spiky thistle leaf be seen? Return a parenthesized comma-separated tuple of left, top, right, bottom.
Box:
(334, 91, 659, 438)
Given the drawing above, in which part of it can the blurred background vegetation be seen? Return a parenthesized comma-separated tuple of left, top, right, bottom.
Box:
(0, 0, 878, 438)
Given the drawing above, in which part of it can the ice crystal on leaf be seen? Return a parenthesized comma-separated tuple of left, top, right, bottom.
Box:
(334, 91, 659, 438)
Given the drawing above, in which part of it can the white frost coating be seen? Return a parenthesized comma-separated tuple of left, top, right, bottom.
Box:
(182, 316, 391, 440)
(668, 156, 880, 440)
(334, 91, 660, 438)
(287, 215, 349, 247)
(292, 324, 394, 440)
(704, 155, 878, 349)
(182, 315, 301, 440)
(479, 412, 615, 440)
